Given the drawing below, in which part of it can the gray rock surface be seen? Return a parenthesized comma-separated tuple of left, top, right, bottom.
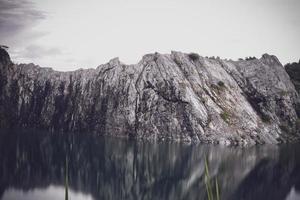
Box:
(285, 60, 300, 94)
(0, 48, 299, 145)
(285, 60, 300, 117)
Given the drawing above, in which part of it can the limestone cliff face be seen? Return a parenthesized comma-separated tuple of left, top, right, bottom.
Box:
(0, 48, 299, 145)
(285, 61, 300, 118)
(285, 61, 300, 98)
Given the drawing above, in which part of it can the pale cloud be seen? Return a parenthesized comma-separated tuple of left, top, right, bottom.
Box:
(0, 0, 45, 42)
(16, 45, 62, 59)
(1, 0, 300, 71)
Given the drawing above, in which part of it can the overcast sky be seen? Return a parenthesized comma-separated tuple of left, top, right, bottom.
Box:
(1, 0, 300, 71)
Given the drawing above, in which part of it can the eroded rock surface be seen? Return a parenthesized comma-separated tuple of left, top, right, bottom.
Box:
(0, 48, 299, 145)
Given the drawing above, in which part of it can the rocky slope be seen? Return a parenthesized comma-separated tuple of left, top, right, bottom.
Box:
(285, 60, 300, 118)
(285, 61, 300, 97)
(0, 48, 299, 145)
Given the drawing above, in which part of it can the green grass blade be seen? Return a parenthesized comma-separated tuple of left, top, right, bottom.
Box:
(205, 157, 213, 200)
(216, 178, 220, 200)
(205, 179, 212, 200)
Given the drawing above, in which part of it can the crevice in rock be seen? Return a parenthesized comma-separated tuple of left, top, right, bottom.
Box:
(133, 62, 149, 134)
(144, 80, 189, 104)
(217, 60, 272, 124)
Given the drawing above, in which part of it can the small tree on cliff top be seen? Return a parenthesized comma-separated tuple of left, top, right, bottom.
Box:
(0, 45, 9, 50)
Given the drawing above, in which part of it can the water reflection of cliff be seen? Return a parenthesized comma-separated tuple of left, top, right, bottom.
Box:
(0, 130, 299, 200)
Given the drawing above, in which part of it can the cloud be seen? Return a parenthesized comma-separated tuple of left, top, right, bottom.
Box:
(0, 0, 45, 42)
(14, 45, 62, 59)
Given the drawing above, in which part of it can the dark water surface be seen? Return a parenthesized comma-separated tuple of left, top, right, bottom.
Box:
(0, 130, 300, 200)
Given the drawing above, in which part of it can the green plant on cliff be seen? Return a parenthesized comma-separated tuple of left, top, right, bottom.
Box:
(188, 53, 200, 61)
(211, 82, 226, 94)
(220, 111, 230, 123)
(261, 114, 271, 123)
(217, 81, 225, 88)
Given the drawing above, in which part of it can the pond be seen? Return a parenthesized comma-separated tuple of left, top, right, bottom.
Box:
(0, 129, 299, 200)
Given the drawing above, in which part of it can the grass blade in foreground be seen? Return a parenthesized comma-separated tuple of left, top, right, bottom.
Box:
(204, 157, 220, 200)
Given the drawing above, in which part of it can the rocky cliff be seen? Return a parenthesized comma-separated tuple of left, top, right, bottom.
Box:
(0, 48, 299, 145)
(285, 60, 300, 118)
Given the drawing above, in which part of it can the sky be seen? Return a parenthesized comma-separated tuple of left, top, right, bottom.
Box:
(0, 0, 300, 71)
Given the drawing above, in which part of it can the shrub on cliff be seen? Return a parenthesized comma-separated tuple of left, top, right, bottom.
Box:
(245, 56, 256, 61)
(217, 81, 225, 88)
(188, 53, 200, 61)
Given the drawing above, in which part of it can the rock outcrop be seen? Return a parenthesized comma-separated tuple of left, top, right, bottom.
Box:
(285, 60, 300, 117)
(285, 60, 300, 94)
(0, 48, 299, 145)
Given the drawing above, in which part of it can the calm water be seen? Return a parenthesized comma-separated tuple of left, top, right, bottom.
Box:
(0, 130, 300, 200)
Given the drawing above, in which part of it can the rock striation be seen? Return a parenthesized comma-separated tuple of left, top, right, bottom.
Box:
(0, 48, 299, 145)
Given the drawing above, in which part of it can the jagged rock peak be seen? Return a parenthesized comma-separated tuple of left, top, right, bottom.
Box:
(108, 57, 121, 66)
(0, 48, 299, 146)
(0, 47, 11, 66)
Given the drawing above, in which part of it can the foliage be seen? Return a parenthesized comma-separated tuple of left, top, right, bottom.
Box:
(245, 56, 256, 61)
(188, 53, 200, 61)
(211, 83, 226, 94)
(217, 81, 225, 88)
(220, 111, 230, 123)
(204, 157, 220, 200)
(279, 91, 289, 96)
(279, 124, 290, 133)
(0, 45, 9, 49)
(261, 114, 271, 123)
